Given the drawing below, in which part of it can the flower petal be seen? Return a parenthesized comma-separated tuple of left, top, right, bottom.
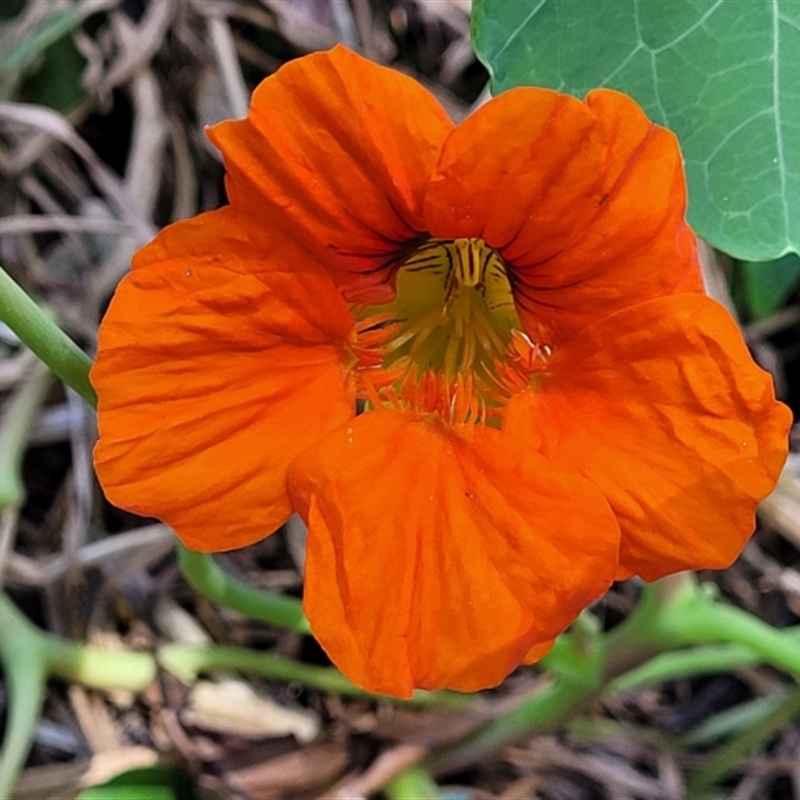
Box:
(93, 208, 355, 551)
(288, 411, 620, 697)
(424, 88, 702, 340)
(522, 640, 556, 665)
(208, 46, 454, 303)
(506, 294, 791, 580)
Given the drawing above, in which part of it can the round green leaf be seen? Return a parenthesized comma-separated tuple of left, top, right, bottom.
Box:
(735, 253, 800, 320)
(472, 0, 800, 261)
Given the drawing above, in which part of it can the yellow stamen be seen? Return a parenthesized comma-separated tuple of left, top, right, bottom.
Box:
(351, 237, 550, 422)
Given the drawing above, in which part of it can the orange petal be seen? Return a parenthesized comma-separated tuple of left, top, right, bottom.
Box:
(92, 207, 355, 551)
(208, 46, 454, 303)
(506, 294, 791, 581)
(522, 639, 556, 665)
(288, 411, 620, 697)
(424, 88, 702, 340)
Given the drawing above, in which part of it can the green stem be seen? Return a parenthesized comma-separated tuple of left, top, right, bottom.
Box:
(177, 544, 311, 635)
(0, 597, 48, 799)
(428, 573, 800, 776)
(428, 675, 599, 775)
(385, 765, 443, 800)
(45, 635, 156, 692)
(613, 576, 800, 679)
(602, 573, 696, 678)
(610, 643, 761, 692)
(0, 264, 96, 406)
(685, 691, 788, 746)
(0, 3, 97, 81)
(158, 642, 471, 710)
(0, 367, 52, 510)
(0, 593, 153, 796)
(687, 684, 800, 796)
(673, 600, 800, 676)
(0, 593, 155, 692)
(160, 642, 359, 696)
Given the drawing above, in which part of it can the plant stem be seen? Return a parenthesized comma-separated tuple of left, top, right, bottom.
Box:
(45, 636, 156, 692)
(160, 642, 360, 695)
(429, 677, 593, 775)
(610, 643, 761, 692)
(158, 642, 471, 710)
(0, 366, 51, 510)
(429, 572, 800, 775)
(0, 593, 155, 796)
(385, 765, 443, 800)
(610, 575, 800, 679)
(0, 596, 48, 800)
(687, 684, 800, 796)
(672, 599, 800, 676)
(0, 593, 156, 692)
(177, 543, 311, 634)
(0, 263, 96, 406)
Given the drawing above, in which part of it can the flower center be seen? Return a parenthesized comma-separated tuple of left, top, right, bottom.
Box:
(351, 237, 550, 423)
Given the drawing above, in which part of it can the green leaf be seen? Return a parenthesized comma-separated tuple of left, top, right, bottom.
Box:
(472, 0, 800, 261)
(0, 1, 98, 103)
(19, 35, 86, 113)
(76, 765, 196, 800)
(77, 787, 175, 800)
(734, 253, 800, 320)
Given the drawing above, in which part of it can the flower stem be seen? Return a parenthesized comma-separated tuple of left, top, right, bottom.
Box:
(0, 264, 96, 407)
(428, 673, 600, 775)
(385, 765, 443, 800)
(0, 593, 152, 796)
(610, 643, 761, 691)
(160, 642, 359, 695)
(429, 572, 800, 775)
(687, 684, 800, 794)
(0, 366, 51, 511)
(678, 601, 800, 674)
(45, 636, 156, 692)
(158, 641, 470, 709)
(177, 543, 311, 634)
(0, 596, 48, 800)
(0, 593, 156, 691)
(609, 574, 800, 678)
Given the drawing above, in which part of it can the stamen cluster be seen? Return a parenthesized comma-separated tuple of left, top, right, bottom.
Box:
(350, 237, 552, 423)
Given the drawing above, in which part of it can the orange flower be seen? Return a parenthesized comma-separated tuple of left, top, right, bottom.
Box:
(92, 46, 790, 697)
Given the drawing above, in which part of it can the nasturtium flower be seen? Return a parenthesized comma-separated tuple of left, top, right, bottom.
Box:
(92, 46, 790, 697)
